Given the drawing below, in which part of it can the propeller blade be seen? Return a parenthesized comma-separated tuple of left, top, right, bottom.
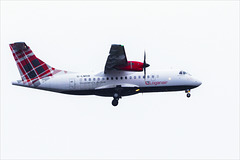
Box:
(144, 50, 146, 65)
(144, 67, 146, 80)
(143, 50, 147, 80)
(143, 50, 150, 68)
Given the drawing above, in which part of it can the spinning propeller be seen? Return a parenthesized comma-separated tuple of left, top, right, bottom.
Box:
(143, 50, 150, 79)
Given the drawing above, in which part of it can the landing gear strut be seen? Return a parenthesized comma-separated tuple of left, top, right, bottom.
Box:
(113, 93, 119, 99)
(185, 89, 191, 98)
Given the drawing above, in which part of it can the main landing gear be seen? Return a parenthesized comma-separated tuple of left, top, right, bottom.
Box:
(185, 89, 191, 98)
(112, 93, 121, 107)
(112, 85, 123, 107)
(112, 99, 118, 106)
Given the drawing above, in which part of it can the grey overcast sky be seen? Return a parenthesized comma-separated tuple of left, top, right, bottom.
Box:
(1, 1, 239, 159)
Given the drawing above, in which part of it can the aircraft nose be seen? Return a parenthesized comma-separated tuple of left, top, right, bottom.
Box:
(195, 80, 202, 87)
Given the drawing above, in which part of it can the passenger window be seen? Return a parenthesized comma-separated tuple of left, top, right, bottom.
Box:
(116, 77, 118, 80)
(111, 77, 113, 80)
(89, 78, 91, 81)
(125, 76, 127, 79)
(107, 77, 109, 80)
(102, 78, 105, 81)
(138, 76, 141, 79)
(143, 75, 145, 79)
(134, 76, 136, 79)
(129, 76, 132, 79)
(84, 78, 87, 81)
(147, 75, 150, 79)
(97, 78, 100, 81)
(120, 77, 123, 80)
(152, 75, 154, 78)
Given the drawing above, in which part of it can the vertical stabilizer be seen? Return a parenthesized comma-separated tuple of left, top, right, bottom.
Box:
(9, 42, 63, 86)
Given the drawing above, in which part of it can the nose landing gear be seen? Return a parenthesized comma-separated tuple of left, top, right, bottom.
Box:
(185, 89, 191, 98)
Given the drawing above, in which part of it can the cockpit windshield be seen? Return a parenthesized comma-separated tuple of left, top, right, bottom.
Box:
(179, 70, 191, 75)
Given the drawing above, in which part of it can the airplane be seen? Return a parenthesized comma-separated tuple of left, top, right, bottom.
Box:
(10, 42, 202, 106)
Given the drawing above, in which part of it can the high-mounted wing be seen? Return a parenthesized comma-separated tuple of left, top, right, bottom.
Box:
(104, 44, 128, 73)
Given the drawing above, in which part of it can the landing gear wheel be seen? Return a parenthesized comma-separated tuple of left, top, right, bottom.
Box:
(112, 99, 118, 106)
(187, 93, 191, 98)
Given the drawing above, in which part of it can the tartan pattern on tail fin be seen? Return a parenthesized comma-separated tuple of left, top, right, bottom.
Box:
(10, 42, 61, 85)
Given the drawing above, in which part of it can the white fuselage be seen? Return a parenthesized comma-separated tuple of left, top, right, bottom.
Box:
(13, 69, 202, 97)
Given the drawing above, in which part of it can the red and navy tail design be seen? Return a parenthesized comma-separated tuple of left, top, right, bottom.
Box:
(10, 42, 63, 85)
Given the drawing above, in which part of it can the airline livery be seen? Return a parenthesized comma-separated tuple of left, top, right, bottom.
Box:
(10, 42, 202, 106)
